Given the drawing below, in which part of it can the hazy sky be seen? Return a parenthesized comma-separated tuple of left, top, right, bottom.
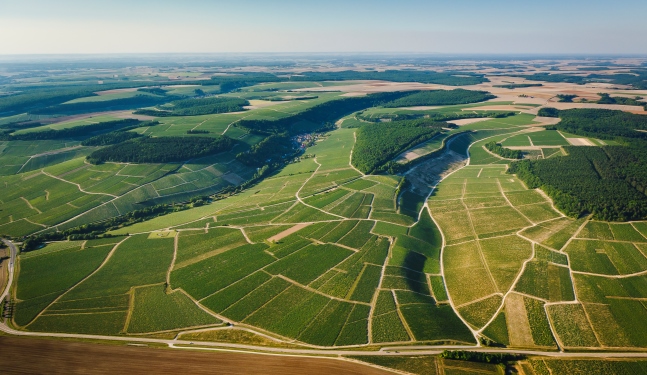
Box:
(1, 0, 646, 55)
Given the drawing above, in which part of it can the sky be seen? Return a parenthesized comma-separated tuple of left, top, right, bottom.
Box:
(1, 0, 646, 55)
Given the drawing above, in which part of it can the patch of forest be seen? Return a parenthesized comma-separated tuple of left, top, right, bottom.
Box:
(381, 89, 495, 107)
(288, 70, 488, 86)
(352, 118, 446, 174)
(512, 70, 647, 89)
(135, 97, 249, 117)
(236, 134, 296, 167)
(597, 93, 647, 110)
(0, 73, 278, 115)
(30, 94, 169, 115)
(485, 141, 522, 159)
(508, 108, 647, 221)
(509, 146, 647, 221)
(545, 108, 647, 140)
(0, 119, 147, 141)
(86, 135, 234, 164)
(81, 131, 143, 146)
(355, 110, 514, 125)
(236, 91, 411, 135)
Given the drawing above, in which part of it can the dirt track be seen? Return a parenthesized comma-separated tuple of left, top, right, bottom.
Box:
(0, 337, 394, 375)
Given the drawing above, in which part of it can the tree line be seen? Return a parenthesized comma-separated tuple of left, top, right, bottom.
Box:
(485, 141, 523, 159)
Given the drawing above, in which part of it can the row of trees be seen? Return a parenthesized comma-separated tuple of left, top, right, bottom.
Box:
(86, 135, 233, 164)
(493, 83, 543, 89)
(352, 118, 445, 174)
(485, 141, 523, 159)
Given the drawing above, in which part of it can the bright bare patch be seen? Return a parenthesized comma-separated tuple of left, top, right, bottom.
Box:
(505, 293, 535, 347)
(566, 138, 595, 146)
(267, 223, 311, 242)
(447, 118, 489, 126)
(148, 230, 176, 239)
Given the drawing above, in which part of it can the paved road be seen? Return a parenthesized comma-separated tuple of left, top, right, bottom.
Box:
(3, 238, 647, 359)
(1, 239, 17, 302)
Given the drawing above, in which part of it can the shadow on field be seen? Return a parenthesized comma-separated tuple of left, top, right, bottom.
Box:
(402, 251, 428, 294)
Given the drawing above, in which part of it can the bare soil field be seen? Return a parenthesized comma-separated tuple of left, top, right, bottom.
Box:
(267, 223, 311, 242)
(94, 88, 139, 96)
(0, 337, 393, 375)
(566, 138, 595, 146)
(447, 118, 489, 126)
(38, 110, 155, 126)
(532, 116, 561, 126)
(244, 100, 292, 109)
(505, 293, 535, 347)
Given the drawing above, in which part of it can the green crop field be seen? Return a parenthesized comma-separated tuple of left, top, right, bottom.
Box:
(6, 65, 647, 373)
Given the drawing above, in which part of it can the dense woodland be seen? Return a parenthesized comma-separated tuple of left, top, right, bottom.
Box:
(0, 119, 145, 141)
(509, 146, 647, 221)
(485, 141, 523, 159)
(0, 73, 276, 115)
(550, 109, 647, 140)
(31, 94, 168, 115)
(509, 108, 647, 221)
(381, 89, 494, 107)
(236, 134, 296, 167)
(514, 70, 647, 89)
(356, 110, 514, 124)
(86, 136, 234, 164)
(597, 93, 647, 110)
(136, 97, 249, 117)
(556, 94, 576, 103)
(237, 91, 410, 135)
(81, 131, 142, 146)
(537, 107, 559, 117)
(352, 119, 445, 173)
(288, 70, 488, 86)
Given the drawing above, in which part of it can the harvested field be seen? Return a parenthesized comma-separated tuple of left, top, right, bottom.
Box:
(505, 293, 535, 348)
(267, 223, 311, 242)
(565, 137, 595, 146)
(446, 118, 488, 126)
(0, 337, 392, 375)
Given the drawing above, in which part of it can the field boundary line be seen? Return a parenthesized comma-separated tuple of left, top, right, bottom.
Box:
(23, 236, 129, 328)
(391, 290, 415, 342)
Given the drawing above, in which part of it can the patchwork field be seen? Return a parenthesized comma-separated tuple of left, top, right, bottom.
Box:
(5, 65, 647, 371)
